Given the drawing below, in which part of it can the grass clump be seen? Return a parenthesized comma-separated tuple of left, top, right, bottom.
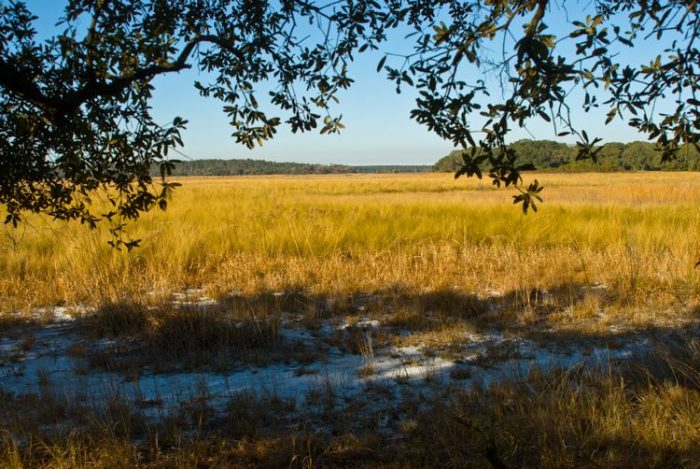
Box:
(88, 302, 150, 337)
(151, 306, 280, 365)
(85, 302, 280, 371)
(223, 391, 297, 439)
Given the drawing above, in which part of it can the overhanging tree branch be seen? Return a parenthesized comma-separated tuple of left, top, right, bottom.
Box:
(0, 58, 54, 112)
(2, 0, 700, 245)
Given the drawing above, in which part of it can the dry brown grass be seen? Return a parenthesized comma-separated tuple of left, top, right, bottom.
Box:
(0, 173, 698, 331)
(1, 172, 700, 467)
(79, 302, 281, 372)
(2, 333, 699, 468)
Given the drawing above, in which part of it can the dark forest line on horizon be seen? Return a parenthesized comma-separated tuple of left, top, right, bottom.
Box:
(159, 140, 700, 176)
(158, 159, 433, 176)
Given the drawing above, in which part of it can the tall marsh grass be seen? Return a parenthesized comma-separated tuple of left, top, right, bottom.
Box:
(1, 172, 700, 467)
(1, 172, 699, 323)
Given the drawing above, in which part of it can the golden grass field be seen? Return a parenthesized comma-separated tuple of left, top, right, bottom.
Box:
(2, 171, 700, 326)
(1, 172, 700, 467)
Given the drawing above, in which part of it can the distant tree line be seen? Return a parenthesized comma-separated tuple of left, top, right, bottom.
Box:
(157, 140, 700, 177)
(434, 140, 700, 173)
(156, 159, 432, 176)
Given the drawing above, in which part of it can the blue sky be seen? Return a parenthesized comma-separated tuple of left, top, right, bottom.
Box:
(25, 1, 663, 165)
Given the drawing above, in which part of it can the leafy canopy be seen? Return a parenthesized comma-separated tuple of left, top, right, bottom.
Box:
(1, 0, 699, 245)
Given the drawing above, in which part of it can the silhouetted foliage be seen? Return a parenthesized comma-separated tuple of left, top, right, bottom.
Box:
(2, 1, 700, 244)
(1, 0, 388, 247)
